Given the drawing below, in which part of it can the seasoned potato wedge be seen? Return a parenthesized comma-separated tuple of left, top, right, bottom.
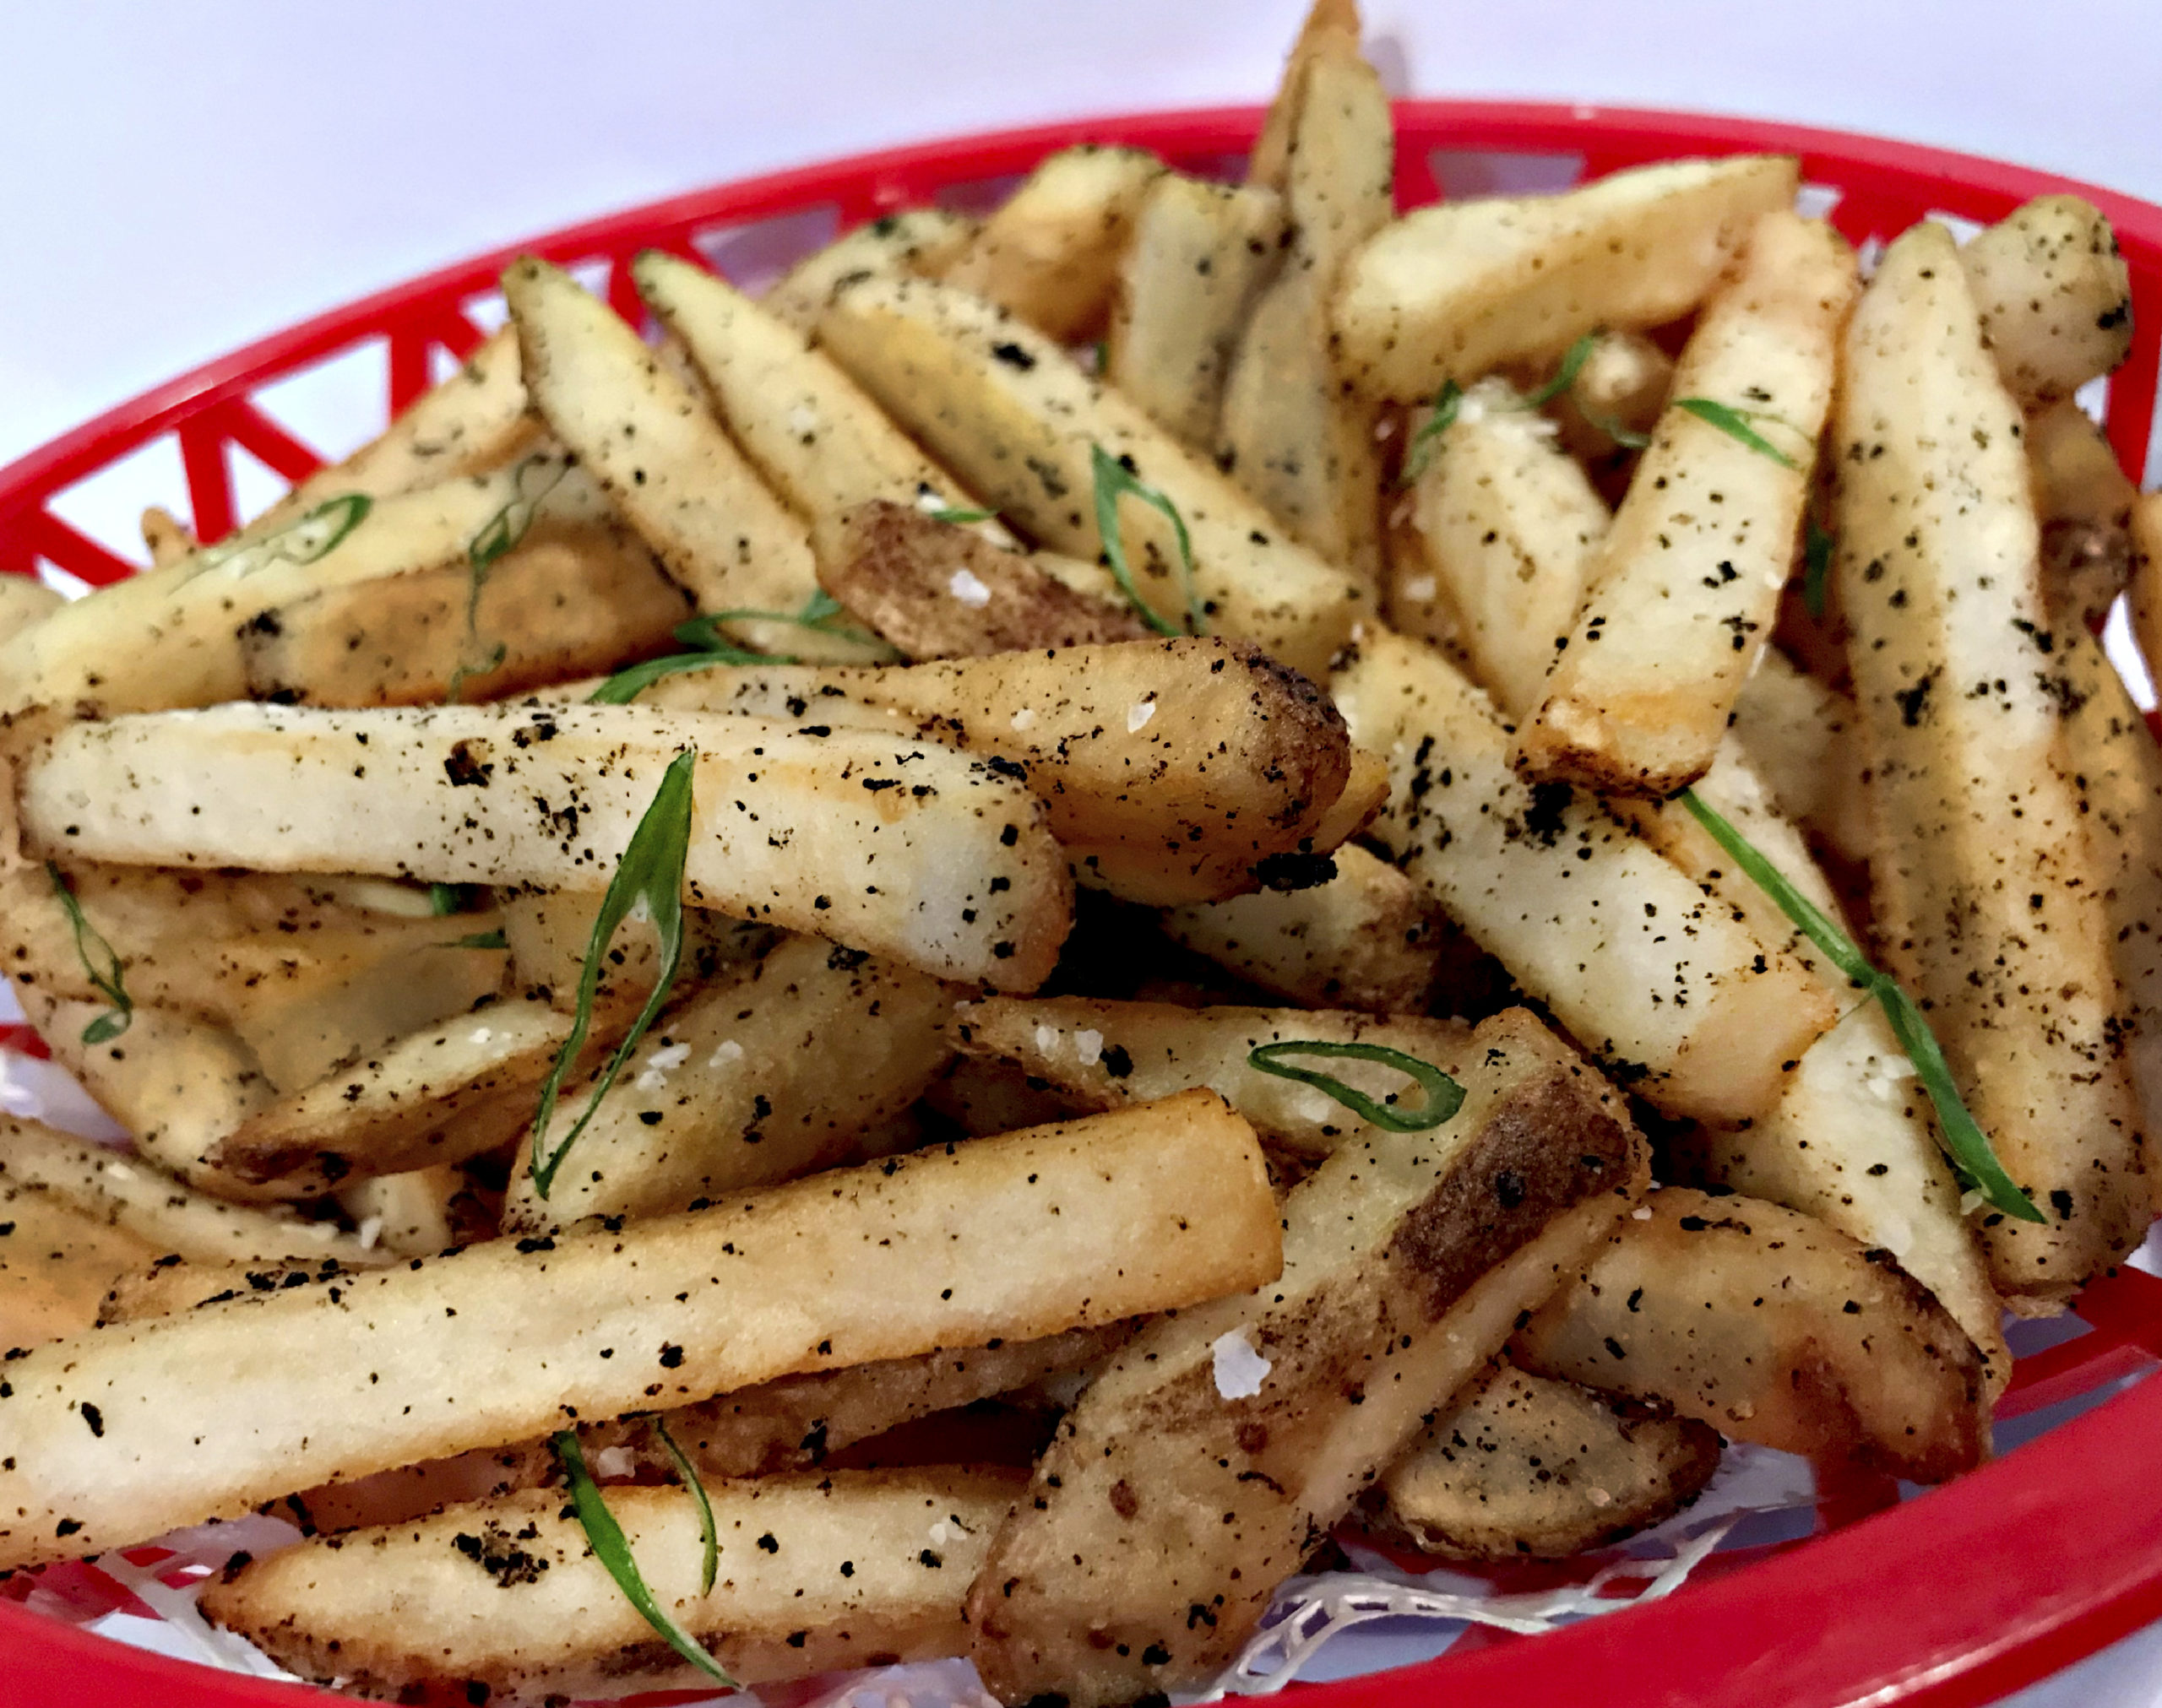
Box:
(15, 702, 1074, 992)
(1370, 1363, 1722, 1561)
(204, 1468, 1029, 1704)
(1246, 0, 1364, 194)
(966, 1011, 1647, 1706)
(1958, 195, 2133, 409)
(0, 1182, 160, 1349)
(815, 274, 1365, 677)
(1515, 1188, 1989, 1482)
(0, 1093, 1280, 1569)
(762, 207, 979, 333)
(1332, 155, 1800, 400)
(1518, 213, 1858, 795)
(942, 145, 1165, 342)
(1334, 628, 1833, 1123)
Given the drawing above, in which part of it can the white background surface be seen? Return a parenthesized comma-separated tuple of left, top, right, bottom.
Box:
(1, 2, 2159, 1703)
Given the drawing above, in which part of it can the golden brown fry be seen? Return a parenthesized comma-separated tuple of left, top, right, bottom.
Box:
(0, 1183, 160, 1349)
(1246, 0, 1364, 193)
(1517, 213, 1858, 795)
(0, 1092, 1280, 1569)
(1333, 155, 1801, 401)
(952, 994, 1469, 1156)
(1334, 628, 1833, 1124)
(942, 146, 1165, 343)
(1958, 195, 2133, 410)
(1369, 1363, 1722, 1561)
(1727, 648, 1874, 868)
(966, 1011, 1647, 1706)
(204, 1468, 1029, 1704)
(2027, 400, 2137, 627)
(762, 208, 980, 334)
(1515, 1188, 1989, 1482)
(1836, 221, 2146, 1307)
(16, 702, 1074, 992)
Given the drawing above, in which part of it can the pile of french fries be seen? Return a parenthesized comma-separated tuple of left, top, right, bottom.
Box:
(0, 3, 2155, 1702)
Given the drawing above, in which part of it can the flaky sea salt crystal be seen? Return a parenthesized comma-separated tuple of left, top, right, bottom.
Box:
(1073, 1029, 1104, 1066)
(592, 1445, 638, 1480)
(1402, 575, 1437, 602)
(1034, 1024, 1060, 1055)
(709, 1039, 745, 1069)
(1010, 707, 1037, 731)
(1213, 1328, 1271, 1399)
(356, 1216, 383, 1250)
(1128, 698, 1157, 733)
(948, 568, 992, 606)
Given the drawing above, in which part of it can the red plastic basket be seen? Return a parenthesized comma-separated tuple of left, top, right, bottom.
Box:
(3, 100, 2161, 1708)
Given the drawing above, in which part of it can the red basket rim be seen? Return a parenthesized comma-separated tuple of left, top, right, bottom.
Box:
(3, 98, 2161, 1708)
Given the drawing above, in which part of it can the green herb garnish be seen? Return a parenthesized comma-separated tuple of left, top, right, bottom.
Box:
(1585, 412, 1652, 451)
(444, 929, 509, 951)
(448, 455, 568, 701)
(428, 882, 484, 915)
(589, 592, 894, 706)
(1091, 443, 1203, 637)
(551, 1431, 733, 1686)
(652, 1418, 719, 1596)
(1247, 1041, 1466, 1132)
(188, 492, 372, 582)
(1802, 514, 1836, 620)
(921, 502, 998, 526)
(1672, 399, 1800, 469)
(1399, 380, 1464, 485)
(530, 748, 698, 1199)
(1676, 789, 2042, 1223)
(1523, 332, 1601, 409)
(46, 862, 130, 1045)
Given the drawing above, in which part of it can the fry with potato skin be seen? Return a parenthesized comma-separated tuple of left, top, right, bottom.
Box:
(1958, 195, 2133, 411)
(815, 274, 1364, 679)
(1517, 213, 1859, 795)
(761, 207, 979, 334)
(966, 1010, 1647, 1706)
(1514, 1187, 1989, 1481)
(1334, 628, 1834, 1125)
(1836, 221, 2147, 1306)
(203, 1468, 1029, 1704)
(0, 1092, 1280, 1570)
(14, 702, 1073, 992)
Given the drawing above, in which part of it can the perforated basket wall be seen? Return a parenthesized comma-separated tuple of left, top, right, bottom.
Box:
(3, 101, 2160, 1708)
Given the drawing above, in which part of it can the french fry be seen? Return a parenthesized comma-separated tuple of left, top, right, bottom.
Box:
(502, 935, 953, 1231)
(204, 1468, 1030, 1703)
(942, 145, 1165, 342)
(1333, 628, 1833, 1123)
(1624, 747, 2007, 1381)
(1332, 154, 1801, 401)
(1368, 1362, 1722, 1561)
(0, 1116, 379, 1266)
(1544, 328, 1675, 475)
(1517, 213, 1859, 795)
(0, 450, 583, 720)
(951, 995, 1470, 1157)
(278, 1441, 553, 1537)
(1836, 221, 2147, 1306)
(1727, 648, 1873, 867)
(1245, 0, 1363, 194)
(966, 1010, 1647, 1705)
(0, 1091, 1280, 1568)
(240, 506, 693, 707)
(500, 888, 772, 1013)
(2130, 492, 2162, 683)
(99, 1255, 351, 1325)
(1393, 377, 1611, 718)
(0, 1183, 160, 1349)
(608, 1324, 1131, 1479)
(502, 257, 826, 633)
(1958, 195, 2134, 410)
(814, 274, 1366, 678)
(1158, 843, 1442, 1013)
(818, 501, 1148, 658)
(249, 326, 544, 534)
(1218, 42, 1393, 587)
(15, 702, 1075, 992)
(762, 207, 980, 334)
(2027, 399, 2137, 626)
(632, 639, 1358, 902)
(1106, 175, 1285, 447)
(139, 507, 197, 568)
(338, 1165, 467, 1258)
(1514, 1188, 1989, 1481)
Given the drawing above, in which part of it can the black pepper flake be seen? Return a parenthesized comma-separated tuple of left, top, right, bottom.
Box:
(990, 341, 1036, 370)
(659, 1343, 686, 1369)
(79, 1402, 102, 1438)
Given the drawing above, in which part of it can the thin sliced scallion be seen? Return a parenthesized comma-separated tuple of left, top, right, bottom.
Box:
(1247, 1040, 1465, 1132)
(1091, 443, 1203, 637)
(652, 1418, 719, 1596)
(1399, 379, 1464, 485)
(443, 929, 509, 951)
(187, 492, 372, 583)
(1522, 331, 1601, 409)
(551, 1431, 733, 1686)
(449, 453, 568, 701)
(529, 747, 698, 1199)
(589, 593, 895, 706)
(1676, 788, 2042, 1223)
(428, 881, 483, 916)
(1585, 411, 1652, 451)
(45, 863, 130, 1045)
(919, 502, 998, 525)
(1671, 398, 1800, 469)
(1802, 514, 1836, 620)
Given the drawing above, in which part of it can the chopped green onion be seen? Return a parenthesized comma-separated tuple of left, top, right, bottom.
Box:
(530, 748, 698, 1199)
(1399, 380, 1464, 485)
(551, 1431, 734, 1686)
(1802, 515, 1836, 620)
(1523, 331, 1601, 409)
(188, 492, 372, 582)
(443, 929, 509, 951)
(46, 863, 130, 1045)
(1584, 411, 1652, 451)
(1676, 789, 2042, 1223)
(1247, 1041, 1465, 1132)
(1091, 443, 1203, 637)
(652, 1418, 719, 1596)
(589, 593, 894, 706)
(919, 502, 998, 526)
(428, 881, 481, 916)
(1672, 399, 1799, 469)
(449, 454, 566, 702)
